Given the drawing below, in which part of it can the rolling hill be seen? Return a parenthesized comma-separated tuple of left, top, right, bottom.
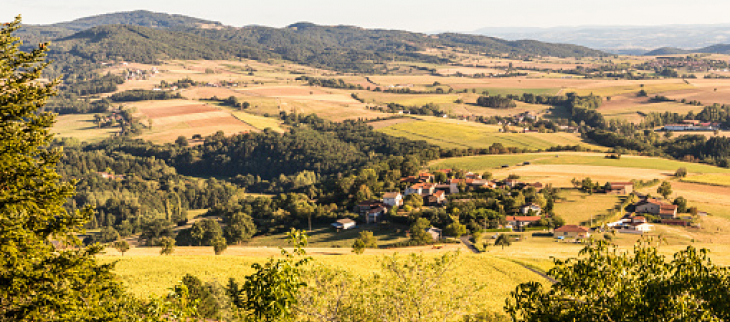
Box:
(645, 44, 730, 56)
(17, 10, 606, 73)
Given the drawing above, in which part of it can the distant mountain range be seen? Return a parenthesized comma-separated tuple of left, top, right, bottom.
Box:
(15, 10, 605, 73)
(473, 25, 730, 55)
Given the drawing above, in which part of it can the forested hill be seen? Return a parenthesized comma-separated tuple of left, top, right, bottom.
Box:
(49, 10, 222, 31)
(16, 10, 606, 72)
(51, 25, 271, 64)
(645, 44, 730, 56)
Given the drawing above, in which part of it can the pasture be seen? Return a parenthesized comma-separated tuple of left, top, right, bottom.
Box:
(377, 119, 603, 150)
(433, 153, 730, 176)
(52, 114, 120, 143)
(102, 249, 548, 317)
(553, 190, 623, 226)
(682, 174, 730, 187)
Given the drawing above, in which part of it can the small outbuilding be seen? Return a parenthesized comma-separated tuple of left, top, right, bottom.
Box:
(332, 219, 357, 230)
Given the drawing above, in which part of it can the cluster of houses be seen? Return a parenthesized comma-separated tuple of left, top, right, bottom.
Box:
(348, 170, 548, 230)
(123, 67, 159, 81)
(662, 120, 720, 132)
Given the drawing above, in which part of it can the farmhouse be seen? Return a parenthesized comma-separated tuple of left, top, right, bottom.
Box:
(405, 183, 436, 196)
(332, 219, 356, 230)
(610, 215, 654, 234)
(635, 198, 677, 219)
(422, 190, 446, 206)
(383, 192, 403, 207)
(366, 206, 387, 224)
(554, 225, 591, 239)
(425, 227, 442, 241)
(435, 183, 459, 195)
(505, 215, 542, 231)
(520, 203, 542, 215)
(607, 182, 633, 195)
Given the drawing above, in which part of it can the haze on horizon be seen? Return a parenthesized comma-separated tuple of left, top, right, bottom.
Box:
(4, 0, 730, 33)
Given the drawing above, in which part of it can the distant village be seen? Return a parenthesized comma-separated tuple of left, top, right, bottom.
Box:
(336, 168, 697, 242)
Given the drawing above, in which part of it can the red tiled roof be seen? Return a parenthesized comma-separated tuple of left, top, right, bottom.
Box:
(411, 183, 436, 190)
(506, 216, 542, 222)
(383, 192, 401, 199)
(555, 225, 591, 233)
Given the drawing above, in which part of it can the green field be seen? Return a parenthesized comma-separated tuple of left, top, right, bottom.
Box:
(378, 120, 603, 150)
(432, 152, 730, 174)
(230, 110, 286, 132)
(104, 252, 548, 315)
(682, 174, 730, 187)
(52, 114, 119, 143)
(247, 224, 410, 248)
(553, 190, 623, 225)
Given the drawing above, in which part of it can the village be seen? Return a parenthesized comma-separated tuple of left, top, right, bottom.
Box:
(334, 167, 699, 244)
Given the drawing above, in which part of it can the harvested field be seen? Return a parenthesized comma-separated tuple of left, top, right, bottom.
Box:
(367, 117, 418, 129)
(660, 85, 730, 105)
(239, 85, 329, 97)
(139, 104, 218, 119)
(185, 116, 247, 127)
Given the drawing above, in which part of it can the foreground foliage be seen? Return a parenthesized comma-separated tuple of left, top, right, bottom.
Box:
(507, 239, 730, 321)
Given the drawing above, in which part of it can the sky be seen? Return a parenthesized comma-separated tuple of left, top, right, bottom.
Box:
(4, 0, 730, 32)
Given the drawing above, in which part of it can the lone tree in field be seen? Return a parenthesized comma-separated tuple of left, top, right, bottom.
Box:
(113, 240, 130, 256)
(657, 181, 673, 200)
(356, 230, 378, 248)
(0, 16, 137, 320)
(158, 236, 176, 255)
(495, 234, 512, 250)
(675, 167, 688, 178)
(212, 235, 227, 255)
(507, 240, 730, 321)
(352, 239, 366, 255)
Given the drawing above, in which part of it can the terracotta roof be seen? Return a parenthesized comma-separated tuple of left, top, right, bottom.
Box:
(433, 190, 445, 197)
(410, 183, 436, 190)
(555, 225, 591, 233)
(609, 182, 633, 189)
(506, 216, 542, 222)
(383, 192, 401, 199)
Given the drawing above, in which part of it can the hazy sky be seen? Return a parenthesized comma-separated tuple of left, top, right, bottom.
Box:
(4, 0, 730, 32)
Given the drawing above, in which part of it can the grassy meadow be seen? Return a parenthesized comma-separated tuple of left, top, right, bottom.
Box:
(102, 251, 548, 316)
(432, 152, 730, 174)
(377, 119, 604, 150)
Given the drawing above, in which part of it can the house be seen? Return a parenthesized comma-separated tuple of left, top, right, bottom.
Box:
(419, 173, 435, 183)
(405, 183, 436, 196)
(607, 182, 634, 195)
(354, 200, 386, 216)
(366, 206, 387, 224)
(400, 176, 423, 184)
(435, 184, 459, 195)
(425, 227, 442, 241)
(464, 172, 482, 180)
(422, 190, 446, 206)
(611, 215, 653, 234)
(505, 216, 542, 231)
(554, 225, 591, 239)
(383, 192, 403, 207)
(504, 179, 521, 188)
(522, 182, 544, 191)
(332, 219, 357, 230)
(635, 198, 678, 219)
(520, 203, 542, 215)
